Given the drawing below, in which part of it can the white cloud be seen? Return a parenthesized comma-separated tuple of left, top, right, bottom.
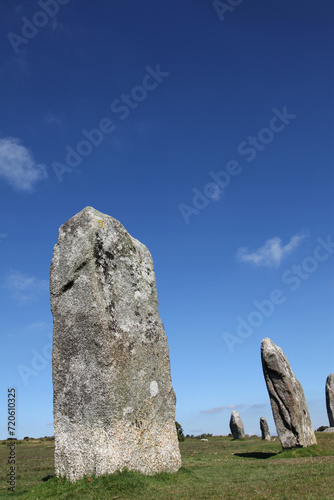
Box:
(201, 404, 243, 414)
(0, 233, 9, 242)
(25, 321, 52, 332)
(45, 113, 62, 126)
(132, 121, 153, 138)
(6, 270, 48, 302)
(0, 137, 47, 191)
(14, 2, 27, 12)
(249, 403, 267, 410)
(190, 429, 204, 435)
(51, 18, 61, 32)
(50, 18, 68, 33)
(4, 321, 52, 339)
(236, 230, 308, 267)
(0, 54, 32, 79)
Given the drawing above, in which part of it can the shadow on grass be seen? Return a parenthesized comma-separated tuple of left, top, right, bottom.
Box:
(234, 452, 278, 459)
(42, 474, 54, 482)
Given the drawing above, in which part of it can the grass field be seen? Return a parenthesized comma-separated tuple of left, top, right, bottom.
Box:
(1, 432, 334, 499)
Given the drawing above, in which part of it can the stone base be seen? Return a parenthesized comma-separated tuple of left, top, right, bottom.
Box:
(55, 417, 181, 482)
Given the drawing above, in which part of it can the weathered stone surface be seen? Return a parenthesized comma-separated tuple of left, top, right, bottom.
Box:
(261, 338, 317, 449)
(229, 411, 245, 439)
(325, 373, 334, 427)
(260, 417, 270, 441)
(323, 427, 334, 433)
(51, 207, 181, 482)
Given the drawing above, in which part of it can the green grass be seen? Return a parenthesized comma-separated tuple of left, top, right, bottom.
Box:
(0, 433, 334, 499)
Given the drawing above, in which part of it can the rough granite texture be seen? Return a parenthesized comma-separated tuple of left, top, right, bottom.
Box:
(325, 373, 334, 427)
(50, 207, 181, 482)
(260, 417, 270, 441)
(229, 411, 245, 439)
(261, 337, 317, 449)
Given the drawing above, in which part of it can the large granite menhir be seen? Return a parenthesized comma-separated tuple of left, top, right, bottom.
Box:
(51, 207, 181, 482)
(261, 338, 316, 449)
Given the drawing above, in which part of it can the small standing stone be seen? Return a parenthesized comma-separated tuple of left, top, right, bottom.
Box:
(325, 373, 334, 427)
(229, 410, 245, 439)
(261, 337, 317, 449)
(260, 417, 270, 441)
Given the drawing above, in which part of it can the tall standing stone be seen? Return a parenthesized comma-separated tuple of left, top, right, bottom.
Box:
(260, 417, 270, 441)
(229, 410, 245, 439)
(325, 373, 334, 427)
(261, 337, 317, 449)
(51, 207, 181, 482)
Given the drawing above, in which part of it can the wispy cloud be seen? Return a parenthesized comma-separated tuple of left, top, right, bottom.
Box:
(5, 270, 48, 302)
(25, 321, 52, 332)
(201, 404, 243, 414)
(14, 3, 25, 12)
(0, 233, 9, 243)
(190, 429, 204, 435)
(50, 18, 71, 35)
(0, 137, 47, 191)
(132, 121, 152, 138)
(249, 403, 267, 410)
(0, 54, 32, 80)
(45, 113, 62, 126)
(5, 321, 52, 339)
(51, 18, 62, 32)
(236, 230, 308, 267)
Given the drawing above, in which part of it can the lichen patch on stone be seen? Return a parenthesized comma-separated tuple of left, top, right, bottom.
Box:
(150, 381, 159, 397)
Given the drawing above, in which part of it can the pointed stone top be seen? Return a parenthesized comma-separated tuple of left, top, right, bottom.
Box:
(62, 206, 119, 225)
(261, 337, 294, 380)
(261, 337, 275, 349)
(261, 337, 282, 359)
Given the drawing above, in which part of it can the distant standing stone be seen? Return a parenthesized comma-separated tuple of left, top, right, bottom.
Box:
(260, 417, 270, 441)
(261, 338, 317, 449)
(229, 410, 245, 439)
(51, 207, 181, 482)
(325, 373, 334, 427)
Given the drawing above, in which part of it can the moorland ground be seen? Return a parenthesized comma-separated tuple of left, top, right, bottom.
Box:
(1, 432, 334, 499)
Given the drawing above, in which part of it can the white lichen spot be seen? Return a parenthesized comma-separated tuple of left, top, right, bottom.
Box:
(150, 381, 159, 397)
(123, 407, 133, 417)
(134, 291, 141, 300)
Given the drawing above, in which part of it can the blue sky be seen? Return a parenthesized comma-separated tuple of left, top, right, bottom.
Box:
(0, 0, 333, 439)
